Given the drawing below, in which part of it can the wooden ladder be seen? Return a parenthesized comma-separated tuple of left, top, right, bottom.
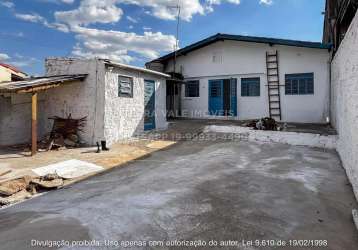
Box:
(266, 50, 282, 121)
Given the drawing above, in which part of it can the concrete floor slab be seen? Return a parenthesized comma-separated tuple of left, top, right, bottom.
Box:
(0, 140, 357, 250)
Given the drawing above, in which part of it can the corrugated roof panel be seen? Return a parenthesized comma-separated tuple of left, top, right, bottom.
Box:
(0, 74, 87, 93)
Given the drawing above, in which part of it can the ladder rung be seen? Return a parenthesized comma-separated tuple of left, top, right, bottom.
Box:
(268, 74, 278, 76)
(267, 54, 277, 57)
(270, 94, 280, 96)
(270, 101, 280, 103)
(267, 67, 278, 70)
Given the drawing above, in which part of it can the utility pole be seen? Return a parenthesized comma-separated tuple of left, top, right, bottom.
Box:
(168, 2, 181, 77)
(174, 4, 181, 77)
(168, 2, 181, 118)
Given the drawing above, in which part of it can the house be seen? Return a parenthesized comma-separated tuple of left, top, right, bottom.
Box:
(0, 58, 169, 154)
(146, 34, 331, 123)
(323, 0, 358, 53)
(0, 63, 27, 82)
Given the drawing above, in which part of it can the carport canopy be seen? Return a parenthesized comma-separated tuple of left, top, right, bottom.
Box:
(0, 74, 87, 156)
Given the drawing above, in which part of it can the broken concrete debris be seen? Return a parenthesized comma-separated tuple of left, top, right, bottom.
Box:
(0, 160, 104, 206)
(0, 174, 64, 206)
(0, 190, 32, 206)
(0, 176, 32, 196)
(31, 174, 64, 189)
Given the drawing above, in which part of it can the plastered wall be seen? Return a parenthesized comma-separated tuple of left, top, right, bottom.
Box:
(331, 11, 358, 200)
(104, 66, 167, 145)
(166, 40, 330, 123)
(45, 58, 106, 145)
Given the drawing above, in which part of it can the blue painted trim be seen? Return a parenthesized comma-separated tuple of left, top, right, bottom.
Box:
(144, 80, 156, 131)
(208, 79, 224, 116)
(230, 78, 237, 117)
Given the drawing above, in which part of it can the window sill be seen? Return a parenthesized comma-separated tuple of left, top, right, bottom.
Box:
(183, 97, 200, 99)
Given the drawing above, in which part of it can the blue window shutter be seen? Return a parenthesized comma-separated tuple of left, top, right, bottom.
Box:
(230, 78, 237, 116)
(209, 80, 223, 116)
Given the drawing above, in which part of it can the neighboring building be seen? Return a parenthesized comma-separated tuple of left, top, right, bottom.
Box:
(323, 0, 358, 53)
(0, 58, 169, 147)
(0, 63, 27, 82)
(147, 34, 331, 123)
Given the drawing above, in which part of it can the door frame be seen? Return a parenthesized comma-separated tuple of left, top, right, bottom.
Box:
(208, 78, 237, 117)
(144, 79, 156, 131)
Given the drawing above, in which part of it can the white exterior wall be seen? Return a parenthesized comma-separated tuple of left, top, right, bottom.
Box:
(104, 66, 167, 145)
(0, 94, 46, 146)
(166, 40, 330, 123)
(45, 58, 106, 145)
(0, 58, 167, 147)
(331, 11, 358, 200)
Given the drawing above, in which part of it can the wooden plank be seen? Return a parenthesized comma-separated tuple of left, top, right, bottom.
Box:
(31, 92, 38, 156)
(17, 83, 61, 93)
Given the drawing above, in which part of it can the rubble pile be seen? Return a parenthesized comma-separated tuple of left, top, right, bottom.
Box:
(0, 174, 64, 206)
(39, 114, 87, 151)
(245, 117, 279, 131)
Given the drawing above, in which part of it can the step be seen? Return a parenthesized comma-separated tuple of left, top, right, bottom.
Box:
(268, 74, 278, 77)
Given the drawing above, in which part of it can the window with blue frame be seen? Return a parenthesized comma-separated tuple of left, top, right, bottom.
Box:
(241, 78, 260, 97)
(285, 73, 314, 95)
(185, 80, 200, 97)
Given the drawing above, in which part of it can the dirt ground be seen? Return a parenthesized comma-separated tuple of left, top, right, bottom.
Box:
(0, 119, 337, 183)
(0, 139, 176, 184)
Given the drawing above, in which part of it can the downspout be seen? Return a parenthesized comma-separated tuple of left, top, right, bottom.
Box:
(328, 55, 332, 125)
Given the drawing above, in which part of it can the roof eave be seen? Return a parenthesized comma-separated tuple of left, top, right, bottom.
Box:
(102, 60, 170, 78)
(153, 34, 332, 63)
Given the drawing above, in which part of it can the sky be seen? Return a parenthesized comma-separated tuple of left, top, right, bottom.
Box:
(0, 0, 326, 76)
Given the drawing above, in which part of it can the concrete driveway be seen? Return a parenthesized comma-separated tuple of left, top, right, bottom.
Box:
(0, 140, 357, 250)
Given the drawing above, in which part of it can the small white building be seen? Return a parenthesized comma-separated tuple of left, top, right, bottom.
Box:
(0, 58, 169, 147)
(147, 34, 331, 123)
